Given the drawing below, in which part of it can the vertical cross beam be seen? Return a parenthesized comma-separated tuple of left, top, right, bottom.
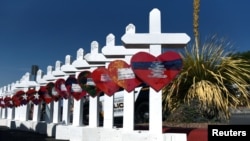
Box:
(88, 67, 100, 128)
(72, 48, 90, 126)
(85, 40, 128, 129)
(7, 84, 14, 120)
(148, 9, 163, 134)
(2, 86, 7, 119)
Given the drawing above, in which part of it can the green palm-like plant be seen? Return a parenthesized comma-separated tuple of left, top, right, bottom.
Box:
(163, 36, 250, 121)
(162, 0, 250, 122)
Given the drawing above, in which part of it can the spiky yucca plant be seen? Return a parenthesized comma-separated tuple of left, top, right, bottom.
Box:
(163, 36, 250, 121)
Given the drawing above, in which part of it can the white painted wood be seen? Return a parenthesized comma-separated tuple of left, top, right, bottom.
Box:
(102, 32, 147, 131)
(43, 66, 56, 81)
(84, 41, 108, 63)
(1, 108, 6, 119)
(85, 41, 124, 62)
(1, 87, 7, 119)
(60, 54, 82, 125)
(32, 103, 41, 122)
(7, 107, 14, 120)
(85, 41, 125, 129)
(15, 73, 38, 88)
(72, 98, 83, 126)
(12, 75, 36, 122)
(62, 98, 70, 124)
(88, 67, 100, 128)
(52, 61, 66, 76)
(103, 94, 114, 128)
(44, 102, 53, 123)
(51, 60, 71, 124)
(61, 55, 78, 74)
(6, 84, 14, 120)
(20, 87, 29, 121)
(121, 8, 190, 134)
(52, 100, 60, 123)
(89, 96, 99, 127)
(35, 71, 47, 122)
(122, 33, 190, 45)
(36, 69, 48, 85)
(72, 48, 92, 70)
(122, 55, 135, 131)
(148, 9, 163, 134)
(101, 35, 139, 129)
(102, 33, 149, 56)
(123, 90, 134, 131)
(0, 8, 191, 141)
(71, 71, 86, 126)
(72, 48, 106, 127)
(103, 61, 115, 129)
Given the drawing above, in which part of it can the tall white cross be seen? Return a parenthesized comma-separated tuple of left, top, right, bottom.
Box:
(122, 8, 190, 134)
(102, 32, 149, 131)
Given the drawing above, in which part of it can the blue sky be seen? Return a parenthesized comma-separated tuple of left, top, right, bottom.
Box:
(0, 0, 250, 87)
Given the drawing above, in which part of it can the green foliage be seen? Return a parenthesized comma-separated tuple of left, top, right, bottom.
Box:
(232, 51, 250, 60)
(164, 99, 209, 123)
(162, 35, 250, 122)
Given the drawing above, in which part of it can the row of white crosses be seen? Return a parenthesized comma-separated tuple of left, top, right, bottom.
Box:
(61, 8, 189, 134)
(0, 83, 16, 120)
(0, 8, 190, 135)
(0, 72, 38, 121)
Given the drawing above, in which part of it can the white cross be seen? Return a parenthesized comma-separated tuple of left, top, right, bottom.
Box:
(121, 9, 190, 50)
(102, 32, 149, 56)
(121, 8, 190, 134)
(72, 48, 91, 70)
(61, 55, 78, 73)
(52, 61, 66, 76)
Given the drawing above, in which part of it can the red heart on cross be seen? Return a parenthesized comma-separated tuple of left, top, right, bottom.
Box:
(78, 71, 101, 97)
(4, 96, 14, 108)
(55, 78, 70, 99)
(131, 51, 182, 91)
(65, 75, 86, 100)
(108, 60, 142, 92)
(26, 89, 42, 105)
(38, 86, 53, 104)
(91, 67, 120, 96)
(46, 82, 60, 102)
(13, 90, 26, 106)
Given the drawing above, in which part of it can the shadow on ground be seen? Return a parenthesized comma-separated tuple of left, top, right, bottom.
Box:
(0, 126, 68, 141)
